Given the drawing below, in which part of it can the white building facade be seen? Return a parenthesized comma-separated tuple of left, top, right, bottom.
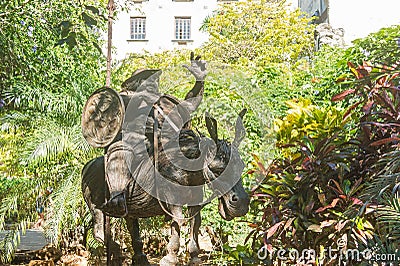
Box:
(111, 0, 400, 59)
(112, 0, 233, 59)
(298, 0, 400, 44)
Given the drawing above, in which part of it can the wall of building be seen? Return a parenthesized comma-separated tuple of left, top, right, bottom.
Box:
(112, 0, 219, 59)
(298, 0, 327, 17)
(299, 0, 400, 45)
(112, 0, 400, 59)
(328, 0, 400, 44)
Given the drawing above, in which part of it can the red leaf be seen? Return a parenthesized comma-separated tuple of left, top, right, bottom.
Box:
(284, 217, 295, 231)
(335, 220, 349, 231)
(332, 89, 356, 102)
(362, 101, 374, 114)
(257, 162, 267, 175)
(266, 221, 284, 239)
(331, 179, 344, 194)
(248, 223, 258, 228)
(252, 193, 270, 198)
(370, 137, 400, 146)
(388, 72, 400, 82)
(348, 62, 361, 79)
(343, 101, 362, 120)
(347, 61, 356, 69)
(336, 76, 347, 83)
(247, 169, 256, 175)
(350, 197, 363, 205)
(315, 198, 340, 213)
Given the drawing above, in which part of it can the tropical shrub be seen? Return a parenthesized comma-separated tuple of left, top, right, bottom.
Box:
(309, 25, 400, 107)
(0, 0, 106, 263)
(201, 0, 314, 69)
(332, 60, 400, 258)
(245, 100, 372, 265)
(243, 55, 400, 265)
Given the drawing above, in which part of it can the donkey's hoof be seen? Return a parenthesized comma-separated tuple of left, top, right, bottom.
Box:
(159, 254, 178, 266)
(188, 257, 203, 266)
(132, 253, 150, 266)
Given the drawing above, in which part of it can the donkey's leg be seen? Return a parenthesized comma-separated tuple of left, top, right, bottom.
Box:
(160, 206, 183, 266)
(91, 210, 122, 265)
(126, 216, 150, 266)
(188, 207, 202, 266)
(89, 207, 105, 242)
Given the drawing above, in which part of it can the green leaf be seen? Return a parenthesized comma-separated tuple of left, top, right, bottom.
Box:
(82, 12, 97, 27)
(85, 5, 100, 15)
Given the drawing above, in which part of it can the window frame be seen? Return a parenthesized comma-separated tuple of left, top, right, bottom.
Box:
(130, 16, 147, 41)
(174, 16, 192, 41)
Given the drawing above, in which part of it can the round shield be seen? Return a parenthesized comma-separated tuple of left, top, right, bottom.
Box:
(81, 87, 125, 148)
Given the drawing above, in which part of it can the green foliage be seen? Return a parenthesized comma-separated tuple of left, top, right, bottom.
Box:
(345, 25, 400, 66)
(0, 1, 106, 104)
(246, 100, 370, 264)
(307, 25, 400, 106)
(244, 50, 400, 264)
(44, 169, 86, 246)
(299, 46, 348, 105)
(202, 0, 315, 69)
(0, 176, 26, 199)
(274, 99, 348, 158)
(0, 0, 106, 262)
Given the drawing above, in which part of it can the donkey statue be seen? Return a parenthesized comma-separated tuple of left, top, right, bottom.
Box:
(81, 54, 250, 265)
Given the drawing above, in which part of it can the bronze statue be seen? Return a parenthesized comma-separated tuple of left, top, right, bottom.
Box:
(81, 53, 249, 265)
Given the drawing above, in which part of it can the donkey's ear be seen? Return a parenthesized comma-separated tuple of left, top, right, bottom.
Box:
(233, 108, 247, 148)
(205, 112, 218, 143)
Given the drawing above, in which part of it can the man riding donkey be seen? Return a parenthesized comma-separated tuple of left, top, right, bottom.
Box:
(82, 52, 208, 235)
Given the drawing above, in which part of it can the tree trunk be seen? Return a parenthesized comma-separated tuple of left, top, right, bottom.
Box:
(105, 0, 115, 87)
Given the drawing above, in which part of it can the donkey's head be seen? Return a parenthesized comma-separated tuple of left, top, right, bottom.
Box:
(205, 110, 250, 221)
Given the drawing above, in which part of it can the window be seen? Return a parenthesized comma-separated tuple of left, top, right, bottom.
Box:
(130, 17, 146, 40)
(174, 17, 191, 40)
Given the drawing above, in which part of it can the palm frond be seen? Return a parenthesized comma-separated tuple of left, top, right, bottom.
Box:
(0, 194, 30, 263)
(0, 195, 19, 230)
(44, 169, 85, 246)
(2, 81, 87, 120)
(0, 228, 20, 263)
(0, 111, 31, 132)
(23, 123, 94, 165)
(376, 194, 400, 239)
(363, 149, 400, 200)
